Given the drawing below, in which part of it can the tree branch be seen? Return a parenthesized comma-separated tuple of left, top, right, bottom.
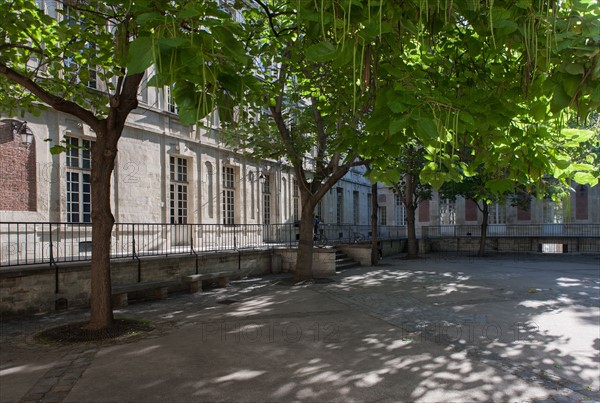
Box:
(251, 0, 296, 37)
(0, 61, 98, 125)
(0, 44, 45, 56)
(273, 57, 288, 114)
(269, 63, 303, 172)
(311, 96, 328, 171)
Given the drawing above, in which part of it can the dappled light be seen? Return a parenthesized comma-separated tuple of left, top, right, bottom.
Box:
(556, 277, 584, 287)
(213, 369, 266, 382)
(0, 363, 55, 377)
(224, 295, 278, 318)
(2, 255, 598, 402)
(125, 345, 161, 357)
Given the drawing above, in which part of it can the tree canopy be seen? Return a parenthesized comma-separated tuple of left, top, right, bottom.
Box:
(0, 0, 249, 329)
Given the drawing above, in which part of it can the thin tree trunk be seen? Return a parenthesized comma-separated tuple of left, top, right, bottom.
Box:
(371, 183, 378, 265)
(479, 202, 489, 257)
(406, 204, 418, 258)
(405, 172, 418, 258)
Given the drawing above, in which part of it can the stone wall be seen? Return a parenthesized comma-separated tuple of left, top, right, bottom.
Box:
(337, 239, 406, 266)
(274, 248, 336, 278)
(426, 237, 600, 253)
(0, 249, 276, 316)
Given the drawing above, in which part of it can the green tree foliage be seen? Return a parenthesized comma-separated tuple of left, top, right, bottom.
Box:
(346, 0, 597, 191)
(376, 143, 432, 259)
(225, 0, 597, 274)
(0, 0, 246, 330)
(218, 0, 381, 279)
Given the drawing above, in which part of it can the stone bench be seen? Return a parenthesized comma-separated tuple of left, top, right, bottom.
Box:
(184, 271, 234, 293)
(112, 279, 181, 308)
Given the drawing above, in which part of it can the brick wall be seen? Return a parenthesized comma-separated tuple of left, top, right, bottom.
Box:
(0, 122, 37, 211)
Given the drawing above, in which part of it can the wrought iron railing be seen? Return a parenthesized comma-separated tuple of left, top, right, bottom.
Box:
(0, 222, 404, 267)
(420, 224, 600, 239)
(1, 222, 598, 267)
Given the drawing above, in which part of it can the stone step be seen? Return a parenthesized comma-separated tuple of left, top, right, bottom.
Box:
(334, 249, 360, 271)
(336, 261, 360, 271)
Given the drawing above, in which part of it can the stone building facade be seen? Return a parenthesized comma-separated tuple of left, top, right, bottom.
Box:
(1, 1, 597, 232)
(1, 102, 598, 231)
(376, 184, 600, 229)
(0, 105, 375, 227)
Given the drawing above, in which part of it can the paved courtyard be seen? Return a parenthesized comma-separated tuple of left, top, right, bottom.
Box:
(1, 254, 599, 402)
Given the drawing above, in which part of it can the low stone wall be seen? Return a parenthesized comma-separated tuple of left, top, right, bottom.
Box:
(0, 249, 276, 316)
(425, 237, 600, 253)
(337, 239, 406, 266)
(275, 248, 337, 278)
(0, 247, 344, 316)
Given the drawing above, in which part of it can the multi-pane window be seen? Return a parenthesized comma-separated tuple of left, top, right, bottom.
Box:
(249, 171, 255, 220)
(379, 206, 387, 225)
(367, 193, 372, 225)
(336, 188, 344, 224)
(202, 110, 220, 132)
(169, 157, 188, 224)
(282, 178, 288, 220)
(205, 162, 214, 218)
(395, 194, 407, 225)
(439, 198, 456, 225)
(488, 203, 507, 224)
(316, 201, 323, 222)
(292, 180, 299, 222)
(542, 199, 563, 224)
(222, 166, 235, 225)
(262, 174, 271, 225)
(353, 191, 360, 224)
(166, 85, 178, 114)
(66, 137, 92, 223)
(61, 6, 97, 89)
(137, 72, 148, 104)
(85, 43, 97, 89)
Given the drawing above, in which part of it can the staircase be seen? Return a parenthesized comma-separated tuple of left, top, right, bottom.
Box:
(335, 249, 360, 271)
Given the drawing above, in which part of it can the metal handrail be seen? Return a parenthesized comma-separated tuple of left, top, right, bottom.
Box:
(420, 223, 600, 239)
(1, 222, 599, 267)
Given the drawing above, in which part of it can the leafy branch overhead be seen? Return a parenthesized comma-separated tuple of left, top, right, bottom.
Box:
(301, 0, 600, 191)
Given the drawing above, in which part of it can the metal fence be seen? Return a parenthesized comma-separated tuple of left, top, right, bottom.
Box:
(1, 222, 599, 267)
(0, 222, 403, 267)
(421, 224, 600, 239)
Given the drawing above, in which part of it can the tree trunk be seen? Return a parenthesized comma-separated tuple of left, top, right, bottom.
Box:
(371, 183, 378, 266)
(479, 202, 489, 257)
(295, 207, 316, 280)
(406, 203, 418, 258)
(294, 189, 317, 280)
(88, 126, 118, 330)
(405, 172, 418, 258)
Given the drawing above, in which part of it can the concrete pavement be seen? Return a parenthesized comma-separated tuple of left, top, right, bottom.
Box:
(1, 253, 599, 402)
